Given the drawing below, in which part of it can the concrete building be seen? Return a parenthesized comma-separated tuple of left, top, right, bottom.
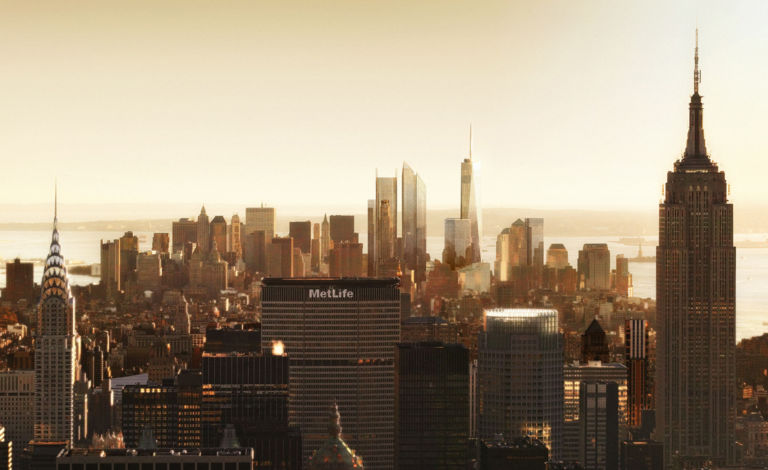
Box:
(3, 258, 35, 303)
(261, 278, 400, 470)
(0, 369, 35, 450)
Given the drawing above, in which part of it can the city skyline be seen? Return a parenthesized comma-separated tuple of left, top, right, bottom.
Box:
(2, 1, 767, 211)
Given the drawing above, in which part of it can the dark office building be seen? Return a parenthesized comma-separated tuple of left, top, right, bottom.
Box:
(201, 353, 301, 470)
(172, 218, 198, 253)
(581, 318, 609, 363)
(3, 258, 35, 303)
(625, 319, 650, 430)
(479, 437, 548, 470)
(656, 35, 735, 468)
(621, 440, 663, 470)
(121, 371, 202, 449)
(581, 381, 619, 470)
(204, 325, 261, 354)
(395, 342, 469, 470)
(329, 215, 355, 243)
(288, 221, 311, 254)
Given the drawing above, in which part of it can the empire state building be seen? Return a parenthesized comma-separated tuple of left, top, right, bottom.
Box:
(34, 198, 79, 445)
(656, 32, 735, 468)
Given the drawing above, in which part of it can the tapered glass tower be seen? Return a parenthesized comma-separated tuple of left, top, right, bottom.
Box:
(656, 32, 735, 468)
(460, 126, 481, 263)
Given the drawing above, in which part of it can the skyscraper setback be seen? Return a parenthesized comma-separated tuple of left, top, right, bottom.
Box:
(656, 32, 736, 468)
(35, 201, 79, 445)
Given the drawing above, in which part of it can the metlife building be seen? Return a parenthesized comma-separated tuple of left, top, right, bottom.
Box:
(261, 278, 401, 470)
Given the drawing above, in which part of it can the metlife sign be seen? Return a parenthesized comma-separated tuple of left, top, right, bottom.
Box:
(307, 287, 354, 300)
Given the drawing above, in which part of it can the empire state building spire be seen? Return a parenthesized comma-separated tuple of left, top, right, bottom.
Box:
(682, 29, 709, 164)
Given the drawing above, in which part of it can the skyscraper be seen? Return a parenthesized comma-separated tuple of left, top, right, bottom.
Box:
(261, 278, 400, 470)
(526, 217, 544, 267)
(656, 32, 735, 467)
(625, 319, 650, 430)
(478, 308, 563, 459)
(577, 243, 610, 290)
(321, 214, 331, 260)
(288, 220, 312, 254)
(460, 127, 481, 264)
(580, 382, 619, 470)
(3, 258, 35, 303)
(196, 206, 211, 254)
(329, 215, 355, 244)
(367, 200, 375, 276)
(402, 162, 427, 283)
(375, 173, 398, 272)
(35, 201, 79, 445)
(172, 217, 198, 253)
(229, 213, 242, 257)
(443, 218, 471, 268)
(395, 342, 469, 470)
(245, 206, 276, 241)
(210, 215, 228, 254)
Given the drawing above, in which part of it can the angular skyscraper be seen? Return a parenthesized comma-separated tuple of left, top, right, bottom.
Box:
(402, 162, 427, 283)
(35, 198, 79, 445)
(657, 32, 735, 468)
(196, 205, 210, 253)
(460, 127, 481, 263)
(375, 172, 398, 273)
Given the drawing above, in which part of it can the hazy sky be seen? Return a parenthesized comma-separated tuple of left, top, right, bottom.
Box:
(2, 0, 767, 216)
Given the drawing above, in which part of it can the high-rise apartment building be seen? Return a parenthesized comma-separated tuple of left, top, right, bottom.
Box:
(367, 199, 375, 276)
(229, 213, 242, 257)
(196, 206, 211, 254)
(460, 129, 481, 264)
(0, 369, 35, 449)
(119, 231, 139, 287)
(657, 33, 735, 468)
(375, 173, 398, 272)
(152, 233, 170, 254)
(288, 221, 311, 254)
(329, 215, 355, 244)
(172, 218, 198, 253)
(577, 243, 610, 290)
(563, 361, 628, 464)
(261, 278, 400, 470)
(580, 382, 619, 470)
(267, 237, 294, 278)
(210, 215, 228, 254)
(526, 218, 544, 267)
(402, 163, 427, 283)
(546, 243, 569, 269)
(245, 206, 276, 241)
(100, 239, 121, 298)
(478, 309, 563, 459)
(395, 342, 469, 470)
(328, 242, 363, 277)
(625, 319, 651, 430)
(3, 258, 35, 303)
(35, 209, 79, 445)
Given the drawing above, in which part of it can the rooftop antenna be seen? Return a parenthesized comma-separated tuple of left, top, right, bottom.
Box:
(694, 28, 701, 94)
(469, 124, 473, 160)
(54, 179, 58, 227)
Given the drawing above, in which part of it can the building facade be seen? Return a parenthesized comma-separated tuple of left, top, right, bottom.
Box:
(656, 34, 736, 467)
(35, 213, 79, 445)
(478, 309, 563, 459)
(261, 278, 400, 470)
